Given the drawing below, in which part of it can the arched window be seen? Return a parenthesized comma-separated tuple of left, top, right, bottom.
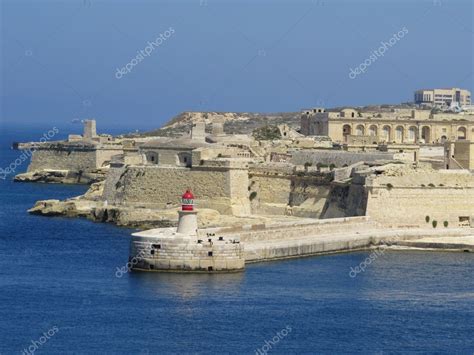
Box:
(382, 126, 391, 142)
(342, 125, 351, 142)
(408, 126, 417, 142)
(421, 126, 431, 143)
(369, 125, 377, 136)
(457, 127, 467, 140)
(355, 125, 365, 135)
(146, 152, 159, 164)
(395, 126, 404, 143)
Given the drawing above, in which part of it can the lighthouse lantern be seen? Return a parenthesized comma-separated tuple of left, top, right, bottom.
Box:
(181, 189, 194, 211)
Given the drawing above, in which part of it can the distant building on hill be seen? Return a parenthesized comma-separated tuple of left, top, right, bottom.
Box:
(414, 88, 471, 107)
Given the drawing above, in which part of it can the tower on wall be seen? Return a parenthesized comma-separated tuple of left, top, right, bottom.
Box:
(83, 119, 97, 140)
(191, 122, 206, 141)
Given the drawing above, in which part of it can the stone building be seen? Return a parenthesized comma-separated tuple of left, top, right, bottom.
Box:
(140, 138, 211, 167)
(414, 87, 471, 107)
(445, 140, 474, 170)
(301, 107, 474, 145)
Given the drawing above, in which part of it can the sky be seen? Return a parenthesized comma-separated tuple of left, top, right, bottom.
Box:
(1, 0, 473, 132)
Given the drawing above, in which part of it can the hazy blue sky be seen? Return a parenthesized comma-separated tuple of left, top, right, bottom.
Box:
(1, 0, 473, 131)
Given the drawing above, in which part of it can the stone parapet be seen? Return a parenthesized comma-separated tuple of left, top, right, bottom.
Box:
(130, 231, 245, 272)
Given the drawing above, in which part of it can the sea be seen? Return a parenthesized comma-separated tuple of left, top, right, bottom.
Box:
(0, 123, 473, 354)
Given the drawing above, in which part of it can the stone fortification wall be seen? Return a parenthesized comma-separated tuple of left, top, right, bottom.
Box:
(95, 148, 124, 167)
(205, 216, 371, 243)
(27, 145, 122, 173)
(320, 182, 368, 219)
(321, 166, 474, 227)
(28, 149, 97, 172)
(130, 233, 244, 272)
(249, 164, 332, 217)
(290, 150, 396, 167)
(102, 161, 250, 215)
(365, 170, 474, 227)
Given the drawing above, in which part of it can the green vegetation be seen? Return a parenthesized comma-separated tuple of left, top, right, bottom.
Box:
(425, 216, 430, 223)
(428, 183, 435, 188)
(432, 220, 438, 228)
(249, 191, 258, 201)
(304, 162, 312, 168)
(329, 163, 336, 170)
(443, 221, 449, 228)
(386, 183, 393, 190)
(252, 125, 281, 141)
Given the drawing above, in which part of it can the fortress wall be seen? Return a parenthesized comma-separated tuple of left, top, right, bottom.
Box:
(214, 216, 371, 243)
(250, 175, 292, 205)
(320, 183, 368, 219)
(249, 171, 332, 217)
(102, 166, 127, 203)
(95, 148, 123, 168)
(27, 149, 97, 172)
(291, 150, 395, 167)
(102, 165, 250, 215)
(366, 172, 474, 227)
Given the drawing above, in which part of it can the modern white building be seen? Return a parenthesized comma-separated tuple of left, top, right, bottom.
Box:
(414, 87, 471, 107)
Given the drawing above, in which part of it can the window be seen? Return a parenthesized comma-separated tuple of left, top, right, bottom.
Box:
(459, 216, 470, 227)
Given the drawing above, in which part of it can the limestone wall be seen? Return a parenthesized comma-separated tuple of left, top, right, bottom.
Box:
(130, 234, 244, 272)
(322, 168, 474, 227)
(290, 150, 395, 167)
(28, 149, 97, 172)
(206, 216, 372, 243)
(320, 183, 368, 219)
(249, 167, 332, 217)
(27, 145, 122, 173)
(102, 163, 250, 215)
(96, 148, 124, 167)
(365, 171, 474, 227)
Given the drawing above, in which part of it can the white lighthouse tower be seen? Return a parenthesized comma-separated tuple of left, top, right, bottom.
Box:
(129, 189, 245, 272)
(177, 189, 198, 237)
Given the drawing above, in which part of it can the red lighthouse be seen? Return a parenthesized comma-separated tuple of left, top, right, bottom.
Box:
(181, 189, 194, 211)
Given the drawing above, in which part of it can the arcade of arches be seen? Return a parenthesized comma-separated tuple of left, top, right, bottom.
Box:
(340, 122, 472, 144)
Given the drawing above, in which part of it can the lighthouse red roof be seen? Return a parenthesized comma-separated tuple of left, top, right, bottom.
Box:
(181, 189, 195, 211)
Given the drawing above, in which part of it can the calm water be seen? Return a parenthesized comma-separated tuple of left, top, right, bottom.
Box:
(0, 125, 473, 354)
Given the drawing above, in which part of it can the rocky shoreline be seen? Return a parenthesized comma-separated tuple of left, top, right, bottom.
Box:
(15, 169, 107, 184)
(27, 181, 279, 230)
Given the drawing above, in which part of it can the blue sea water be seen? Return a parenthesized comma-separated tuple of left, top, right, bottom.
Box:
(0, 124, 473, 354)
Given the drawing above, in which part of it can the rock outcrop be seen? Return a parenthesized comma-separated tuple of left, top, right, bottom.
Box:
(15, 169, 106, 184)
